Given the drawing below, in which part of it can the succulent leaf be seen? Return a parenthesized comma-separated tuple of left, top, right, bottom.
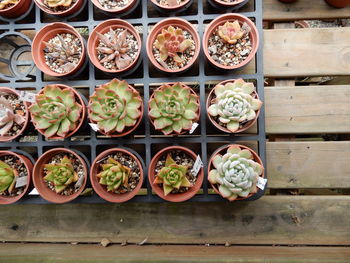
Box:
(0, 160, 18, 194)
(217, 21, 244, 44)
(0, 96, 25, 137)
(44, 0, 72, 8)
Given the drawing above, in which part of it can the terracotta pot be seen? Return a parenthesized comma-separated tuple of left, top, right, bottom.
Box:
(208, 144, 264, 201)
(203, 13, 259, 70)
(209, 0, 249, 8)
(146, 17, 200, 74)
(148, 83, 200, 136)
(0, 0, 31, 18)
(33, 0, 85, 16)
(33, 148, 88, 204)
(295, 20, 309, 28)
(90, 148, 143, 203)
(206, 79, 261, 134)
(0, 87, 30, 142)
(150, 0, 192, 12)
(87, 19, 142, 74)
(325, 0, 350, 8)
(91, 0, 137, 14)
(148, 146, 204, 202)
(30, 84, 86, 140)
(32, 22, 86, 77)
(0, 151, 33, 205)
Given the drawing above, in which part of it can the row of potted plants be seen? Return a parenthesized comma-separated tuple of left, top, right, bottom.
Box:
(0, 144, 264, 204)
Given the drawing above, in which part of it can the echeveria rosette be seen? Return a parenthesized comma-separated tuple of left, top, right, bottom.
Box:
(29, 85, 83, 138)
(208, 79, 262, 133)
(149, 83, 199, 135)
(89, 79, 142, 135)
(208, 145, 263, 201)
(0, 160, 18, 194)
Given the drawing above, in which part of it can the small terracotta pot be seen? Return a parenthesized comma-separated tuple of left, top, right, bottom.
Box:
(325, 0, 350, 8)
(34, 0, 85, 17)
(203, 13, 259, 70)
(30, 84, 86, 140)
(146, 17, 200, 74)
(0, 87, 30, 142)
(91, 0, 137, 14)
(206, 79, 261, 134)
(0, 151, 33, 205)
(90, 148, 143, 203)
(0, 0, 31, 18)
(208, 144, 264, 201)
(148, 146, 204, 202)
(150, 0, 192, 12)
(88, 19, 142, 74)
(33, 148, 88, 204)
(209, 0, 249, 9)
(32, 22, 86, 77)
(148, 83, 200, 136)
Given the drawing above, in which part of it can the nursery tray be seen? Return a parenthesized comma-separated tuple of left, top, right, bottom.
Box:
(0, 0, 265, 203)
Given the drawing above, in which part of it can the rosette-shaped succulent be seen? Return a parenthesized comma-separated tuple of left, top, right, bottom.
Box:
(44, 156, 78, 194)
(208, 79, 262, 133)
(44, 0, 72, 8)
(149, 83, 199, 135)
(89, 79, 142, 135)
(0, 97, 25, 136)
(0, 160, 18, 194)
(217, 21, 244, 44)
(209, 145, 263, 201)
(97, 157, 130, 192)
(29, 85, 83, 138)
(153, 154, 192, 196)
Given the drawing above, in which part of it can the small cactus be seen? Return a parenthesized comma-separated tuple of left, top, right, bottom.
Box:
(0, 160, 18, 194)
(217, 21, 244, 44)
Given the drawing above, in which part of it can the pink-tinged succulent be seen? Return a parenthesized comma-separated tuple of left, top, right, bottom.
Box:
(0, 97, 25, 136)
(217, 21, 244, 44)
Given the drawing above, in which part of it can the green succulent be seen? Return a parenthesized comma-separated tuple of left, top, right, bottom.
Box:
(29, 85, 83, 138)
(0, 160, 18, 194)
(89, 79, 142, 135)
(149, 83, 199, 135)
(208, 145, 263, 201)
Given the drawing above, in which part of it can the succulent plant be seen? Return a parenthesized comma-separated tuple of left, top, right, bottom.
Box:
(217, 21, 244, 44)
(43, 0, 72, 8)
(159, 0, 180, 6)
(44, 156, 79, 194)
(149, 83, 199, 135)
(29, 85, 83, 138)
(89, 79, 142, 135)
(208, 145, 263, 201)
(97, 157, 130, 192)
(153, 153, 192, 196)
(208, 79, 262, 133)
(0, 96, 25, 136)
(154, 26, 193, 65)
(0, 0, 19, 9)
(0, 160, 18, 194)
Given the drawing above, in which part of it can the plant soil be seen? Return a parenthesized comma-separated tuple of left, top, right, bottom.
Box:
(0, 0, 18, 10)
(43, 0, 76, 12)
(156, 0, 186, 6)
(97, 0, 129, 9)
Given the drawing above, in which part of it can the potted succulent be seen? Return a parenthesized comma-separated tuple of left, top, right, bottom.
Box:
(0, 0, 31, 18)
(0, 87, 29, 142)
(33, 0, 85, 17)
(208, 144, 264, 201)
(88, 78, 143, 137)
(208, 0, 249, 10)
(149, 0, 193, 12)
(0, 151, 33, 205)
(88, 19, 142, 74)
(207, 79, 262, 133)
(148, 146, 204, 202)
(203, 13, 259, 70)
(91, 0, 138, 14)
(146, 18, 200, 74)
(148, 82, 200, 135)
(325, 0, 350, 8)
(33, 148, 88, 203)
(32, 22, 86, 77)
(90, 148, 143, 203)
(29, 84, 86, 140)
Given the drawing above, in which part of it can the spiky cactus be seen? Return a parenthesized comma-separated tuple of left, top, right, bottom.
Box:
(217, 21, 244, 44)
(208, 79, 262, 133)
(44, 0, 73, 8)
(29, 85, 83, 138)
(0, 160, 18, 194)
(0, 97, 25, 136)
(149, 83, 199, 135)
(209, 145, 263, 201)
(89, 79, 142, 135)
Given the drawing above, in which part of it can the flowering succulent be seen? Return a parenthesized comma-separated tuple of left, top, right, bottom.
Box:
(153, 154, 192, 196)
(149, 83, 199, 135)
(154, 26, 193, 65)
(43, 0, 72, 8)
(0, 96, 25, 136)
(97, 157, 130, 192)
(208, 79, 262, 133)
(209, 145, 263, 201)
(0, 0, 18, 9)
(89, 79, 142, 135)
(29, 85, 83, 138)
(217, 21, 244, 44)
(0, 160, 18, 194)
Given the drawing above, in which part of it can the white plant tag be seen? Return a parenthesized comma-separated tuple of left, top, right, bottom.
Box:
(19, 91, 36, 103)
(29, 188, 39, 195)
(75, 175, 84, 189)
(191, 155, 203, 177)
(241, 22, 252, 34)
(15, 176, 28, 188)
(189, 123, 199, 134)
(89, 123, 99, 132)
(257, 177, 267, 190)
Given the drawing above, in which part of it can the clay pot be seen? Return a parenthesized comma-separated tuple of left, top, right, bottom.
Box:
(148, 82, 200, 136)
(91, 0, 137, 14)
(30, 84, 86, 140)
(146, 17, 200, 74)
(203, 13, 259, 70)
(88, 19, 142, 74)
(206, 79, 261, 134)
(90, 148, 143, 203)
(209, 0, 249, 9)
(33, 148, 88, 204)
(0, 151, 33, 205)
(0, 0, 31, 18)
(32, 22, 86, 77)
(208, 144, 264, 201)
(33, 0, 85, 17)
(150, 0, 192, 12)
(148, 146, 204, 202)
(0, 87, 30, 142)
(325, 0, 350, 8)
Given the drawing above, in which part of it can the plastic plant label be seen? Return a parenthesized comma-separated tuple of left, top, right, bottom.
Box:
(189, 122, 199, 134)
(29, 188, 39, 195)
(257, 177, 267, 190)
(89, 123, 99, 132)
(241, 22, 252, 34)
(75, 175, 84, 189)
(15, 176, 28, 188)
(19, 91, 36, 103)
(191, 155, 203, 177)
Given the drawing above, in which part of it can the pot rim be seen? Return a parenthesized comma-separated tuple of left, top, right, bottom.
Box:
(0, 0, 23, 14)
(149, 0, 191, 10)
(33, 0, 83, 15)
(211, 0, 246, 6)
(91, 0, 137, 13)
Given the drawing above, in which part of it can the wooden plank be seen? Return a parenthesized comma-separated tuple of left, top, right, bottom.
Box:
(264, 28, 350, 77)
(265, 85, 350, 134)
(0, 196, 349, 245)
(267, 141, 350, 188)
